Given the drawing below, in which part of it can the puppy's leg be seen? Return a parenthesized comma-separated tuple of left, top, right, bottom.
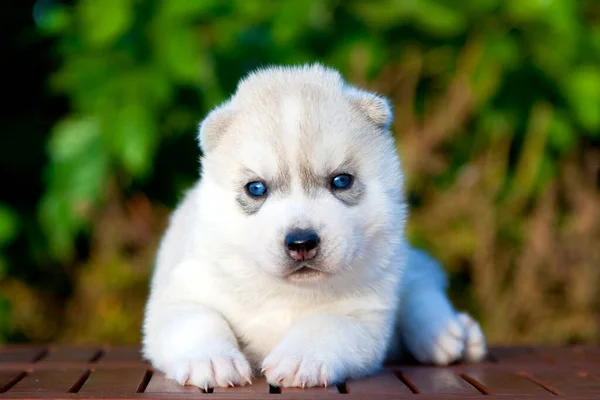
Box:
(398, 248, 487, 365)
(143, 299, 252, 389)
(262, 311, 391, 388)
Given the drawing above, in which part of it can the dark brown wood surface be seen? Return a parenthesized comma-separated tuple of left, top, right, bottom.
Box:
(1, 345, 600, 399)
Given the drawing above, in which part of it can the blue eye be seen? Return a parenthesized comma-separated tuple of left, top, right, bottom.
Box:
(246, 181, 267, 197)
(331, 174, 353, 190)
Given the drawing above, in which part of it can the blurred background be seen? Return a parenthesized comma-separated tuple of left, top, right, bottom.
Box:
(1, 0, 599, 346)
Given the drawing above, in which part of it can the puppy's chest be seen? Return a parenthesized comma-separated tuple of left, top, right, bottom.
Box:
(229, 302, 298, 339)
(223, 300, 308, 359)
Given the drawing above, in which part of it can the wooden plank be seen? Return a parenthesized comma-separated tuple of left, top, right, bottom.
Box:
(0, 347, 46, 363)
(535, 345, 600, 365)
(9, 369, 87, 393)
(0, 345, 599, 398)
(79, 368, 149, 395)
(525, 368, 600, 396)
(344, 370, 413, 395)
(145, 372, 202, 394)
(460, 367, 552, 395)
(97, 346, 146, 363)
(487, 346, 553, 364)
(0, 370, 26, 393)
(282, 384, 330, 394)
(401, 367, 478, 394)
(40, 347, 101, 363)
(214, 376, 271, 394)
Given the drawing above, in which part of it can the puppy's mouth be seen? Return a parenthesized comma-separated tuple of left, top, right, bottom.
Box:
(285, 265, 329, 282)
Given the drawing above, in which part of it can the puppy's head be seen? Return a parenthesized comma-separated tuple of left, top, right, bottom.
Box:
(197, 64, 406, 286)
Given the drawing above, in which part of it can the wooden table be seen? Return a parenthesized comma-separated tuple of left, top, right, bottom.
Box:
(1, 345, 600, 399)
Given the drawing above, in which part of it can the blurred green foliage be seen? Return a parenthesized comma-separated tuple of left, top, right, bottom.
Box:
(1, 0, 599, 344)
(39, 0, 600, 260)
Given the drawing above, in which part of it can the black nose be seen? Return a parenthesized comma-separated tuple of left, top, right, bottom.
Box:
(285, 229, 320, 261)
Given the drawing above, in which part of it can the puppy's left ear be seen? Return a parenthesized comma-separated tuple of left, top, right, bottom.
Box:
(345, 87, 393, 130)
(197, 101, 235, 153)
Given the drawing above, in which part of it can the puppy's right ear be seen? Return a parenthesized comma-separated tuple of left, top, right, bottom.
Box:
(344, 87, 393, 130)
(197, 101, 235, 152)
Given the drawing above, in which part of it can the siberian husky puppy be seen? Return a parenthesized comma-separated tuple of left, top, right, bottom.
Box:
(142, 64, 486, 389)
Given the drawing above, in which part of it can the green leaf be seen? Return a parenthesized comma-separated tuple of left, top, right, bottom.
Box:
(48, 117, 100, 162)
(79, 0, 133, 47)
(271, 0, 316, 45)
(351, 0, 412, 30)
(479, 109, 516, 138)
(42, 116, 110, 260)
(564, 66, 600, 132)
(486, 34, 520, 68)
(505, 0, 552, 21)
(152, 24, 201, 83)
(39, 192, 77, 260)
(548, 111, 576, 151)
(157, 0, 219, 19)
(591, 26, 600, 55)
(113, 104, 156, 176)
(413, 0, 467, 37)
(41, 143, 109, 261)
(0, 204, 19, 247)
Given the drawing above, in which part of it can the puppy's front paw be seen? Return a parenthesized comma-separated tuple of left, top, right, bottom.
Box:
(262, 340, 344, 388)
(164, 341, 252, 390)
(457, 312, 487, 362)
(410, 316, 465, 365)
(405, 312, 487, 366)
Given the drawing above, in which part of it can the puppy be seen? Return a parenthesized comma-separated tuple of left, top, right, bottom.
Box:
(142, 64, 486, 389)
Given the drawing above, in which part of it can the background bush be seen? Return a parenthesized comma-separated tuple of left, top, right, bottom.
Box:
(1, 0, 599, 344)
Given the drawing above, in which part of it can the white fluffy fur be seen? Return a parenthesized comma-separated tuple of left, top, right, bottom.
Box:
(142, 64, 486, 389)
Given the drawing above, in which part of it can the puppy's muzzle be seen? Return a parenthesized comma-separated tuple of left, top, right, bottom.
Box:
(285, 229, 320, 261)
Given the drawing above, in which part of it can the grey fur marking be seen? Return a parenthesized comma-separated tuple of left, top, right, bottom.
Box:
(299, 149, 366, 206)
(235, 164, 291, 215)
(332, 179, 365, 206)
(236, 193, 264, 215)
